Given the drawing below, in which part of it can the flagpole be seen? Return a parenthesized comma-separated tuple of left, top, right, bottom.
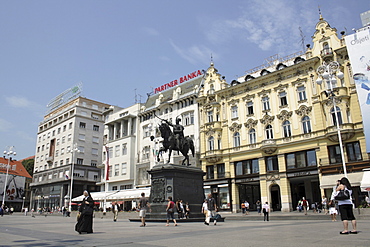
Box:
(103, 145, 109, 214)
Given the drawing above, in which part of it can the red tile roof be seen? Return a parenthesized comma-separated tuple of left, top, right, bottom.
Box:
(0, 157, 32, 179)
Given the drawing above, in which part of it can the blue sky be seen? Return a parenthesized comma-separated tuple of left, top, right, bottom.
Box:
(0, 0, 369, 159)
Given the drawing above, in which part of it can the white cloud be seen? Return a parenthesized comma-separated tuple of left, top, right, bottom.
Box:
(170, 40, 215, 65)
(5, 96, 33, 108)
(0, 118, 12, 132)
(205, 0, 317, 54)
(142, 27, 160, 36)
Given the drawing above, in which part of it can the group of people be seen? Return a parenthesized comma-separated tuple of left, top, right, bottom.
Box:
(239, 200, 270, 220)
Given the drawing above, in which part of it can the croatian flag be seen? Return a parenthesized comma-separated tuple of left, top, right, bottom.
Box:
(65, 173, 69, 180)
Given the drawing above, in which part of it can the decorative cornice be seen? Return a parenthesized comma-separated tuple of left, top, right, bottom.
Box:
(276, 110, 293, 121)
(295, 105, 312, 116)
(257, 89, 271, 96)
(260, 114, 275, 125)
(244, 118, 258, 129)
(227, 98, 240, 105)
(292, 77, 308, 86)
(242, 94, 255, 101)
(273, 83, 288, 92)
(229, 122, 242, 132)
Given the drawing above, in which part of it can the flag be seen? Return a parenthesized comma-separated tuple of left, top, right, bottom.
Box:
(105, 145, 110, 181)
(64, 172, 69, 180)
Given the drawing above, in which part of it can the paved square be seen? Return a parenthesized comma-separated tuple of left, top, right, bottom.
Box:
(0, 213, 369, 247)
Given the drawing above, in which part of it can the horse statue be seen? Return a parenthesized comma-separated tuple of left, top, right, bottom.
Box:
(156, 121, 195, 166)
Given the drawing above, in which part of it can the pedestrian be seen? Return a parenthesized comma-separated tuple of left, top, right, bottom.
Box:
(328, 200, 337, 222)
(184, 202, 190, 219)
(302, 197, 308, 215)
(365, 195, 370, 207)
(256, 200, 262, 215)
(0, 204, 4, 217)
(165, 196, 177, 226)
(62, 206, 66, 217)
(241, 201, 246, 214)
(322, 195, 328, 214)
(204, 193, 217, 226)
(297, 199, 302, 212)
(262, 202, 270, 221)
(138, 192, 151, 227)
(24, 207, 28, 216)
(10, 206, 14, 215)
(75, 190, 94, 234)
(244, 201, 249, 215)
(179, 199, 185, 219)
(112, 201, 119, 222)
(335, 177, 357, 234)
(201, 199, 208, 218)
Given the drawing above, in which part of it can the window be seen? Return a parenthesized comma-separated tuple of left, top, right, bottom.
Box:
(143, 146, 150, 160)
(60, 160, 64, 166)
(231, 105, 238, 118)
(62, 136, 65, 143)
(266, 156, 279, 172)
(114, 164, 119, 176)
(346, 142, 362, 161)
(328, 145, 342, 164)
(91, 113, 99, 120)
(93, 125, 99, 131)
(331, 107, 343, 126)
(265, 125, 273, 139)
(282, 120, 291, 138)
(79, 134, 85, 141)
(78, 146, 84, 153)
(68, 134, 71, 141)
(115, 145, 120, 157)
(79, 122, 86, 129)
(63, 125, 66, 132)
(183, 112, 194, 125)
(297, 86, 307, 101)
(121, 163, 127, 175)
(279, 92, 288, 106)
(69, 122, 73, 129)
(66, 158, 69, 164)
(208, 136, 215, 151)
(233, 132, 241, 147)
(92, 148, 98, 155)
(262, 96, 270, 111)
(120, 184, 132, 190)
(108, 165, 112, 177)
(92, 136, 99, 143)
(217, 164, 225, 178)
(235, 159, 259, 176)
(57, 128, 61, 134)
(91, 160, 97, 167)
(207, 111, 213, 123)
(122, 144, 127, 155)
(77, 158, 83, 165)
(143, 126, 150, 137)
(247, 102, 254, 115)
(61, 148, 65, 155)
(206, 165, 214, 179)
(112, 186, 118, 191)
(249, 129, 256, 144)
(302, 116, 311, 134)
(109, 147, 113, 158)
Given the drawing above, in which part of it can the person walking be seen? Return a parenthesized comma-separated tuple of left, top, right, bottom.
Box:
(112, 202, 119, 222)
(165, 196, 177, 226)
(205, 194, 217, 225)
(328, 200, 337, 221)
(335, 177, 357, 234)
(244, 201, 250, 215)
(0, 204, 4, 217)
(75, 190, 94, 234)
(201, 199, 208, 218)
(138, 193, 150, 227)
(322, 196, 328, 214)
(241, 201, 246, 214)
(262, 202, 270, 221)
(256, 200, 262, 215)
(302, 197, 308, 215)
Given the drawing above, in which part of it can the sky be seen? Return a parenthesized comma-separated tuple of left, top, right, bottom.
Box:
(0, 0, 369, 159)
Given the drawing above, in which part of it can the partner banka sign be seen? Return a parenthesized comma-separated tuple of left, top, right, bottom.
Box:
(153, 70, 203, 94)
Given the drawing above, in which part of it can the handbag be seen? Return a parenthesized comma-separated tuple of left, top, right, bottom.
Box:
(334, 190, 350, 200)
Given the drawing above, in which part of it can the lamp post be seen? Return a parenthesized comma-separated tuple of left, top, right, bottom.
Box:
(68, 143, 79, 212)
(2, 146, 16, 206)
(316, 61, 347, 177)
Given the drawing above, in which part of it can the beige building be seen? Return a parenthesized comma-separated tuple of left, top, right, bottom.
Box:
(198, 16, 369, 212)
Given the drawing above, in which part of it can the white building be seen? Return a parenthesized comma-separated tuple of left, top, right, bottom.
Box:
(136, 70, 204, 187)
(30, 96, 110, 210)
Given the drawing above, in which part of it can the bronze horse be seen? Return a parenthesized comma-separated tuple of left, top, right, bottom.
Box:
(156, 122, 194, 166)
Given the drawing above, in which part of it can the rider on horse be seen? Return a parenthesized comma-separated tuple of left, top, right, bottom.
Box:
(165, 117, 184, 150)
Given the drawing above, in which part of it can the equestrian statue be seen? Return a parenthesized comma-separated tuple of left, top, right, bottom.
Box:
(153, 116, 195, 166)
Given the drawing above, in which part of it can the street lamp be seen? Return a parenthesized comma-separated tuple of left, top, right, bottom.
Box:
(316, 61, 347, 177)
(68, 143, 80, 212)
(2, 146, 16, 206)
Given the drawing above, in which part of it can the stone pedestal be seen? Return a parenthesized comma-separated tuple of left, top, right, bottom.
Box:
(146, 164, 205, 219)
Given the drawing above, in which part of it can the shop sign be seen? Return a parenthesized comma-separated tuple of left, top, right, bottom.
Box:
(236, 177, 259, 183)
(153, 70, 203, 94)
(287, 170, 318, 178)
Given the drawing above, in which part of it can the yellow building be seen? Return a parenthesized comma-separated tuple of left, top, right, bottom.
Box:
(198, 16, 369, 212)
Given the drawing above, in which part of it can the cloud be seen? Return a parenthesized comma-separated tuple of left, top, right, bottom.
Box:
(5, 96, 33, 108)
(170, 40, 215, 65)
(142, 27, 160, 36)
(0, 118, 12, 132)
(205, 0, 317, 54)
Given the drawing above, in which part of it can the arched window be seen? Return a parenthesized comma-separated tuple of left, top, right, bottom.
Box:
(208, 136, 214, 151)
(233, 132, 241, 147)
(331, 106, 343, 126)
(282, 120, 291, 137)
(302, 116, 311, 134)
(265, 125, 273, 139)
(249, 128, 256, 144)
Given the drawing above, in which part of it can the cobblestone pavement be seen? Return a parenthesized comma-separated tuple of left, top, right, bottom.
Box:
(0, 213, 369, 247)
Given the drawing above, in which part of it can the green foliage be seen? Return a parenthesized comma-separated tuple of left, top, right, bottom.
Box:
(22, 158, 34, 177)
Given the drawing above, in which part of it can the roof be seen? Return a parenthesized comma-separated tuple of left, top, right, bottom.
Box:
(0, 157, 32, 179)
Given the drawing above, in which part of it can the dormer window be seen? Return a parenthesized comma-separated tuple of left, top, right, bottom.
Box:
(245, 75, 255, 81)
(261, 69, 270, 76)
(294, 57, 305, 64)
(276, 63, 287, 70)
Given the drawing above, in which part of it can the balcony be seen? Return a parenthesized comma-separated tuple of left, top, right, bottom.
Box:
(320, 47, 333, 58)
(46, 155, 54, 163)
(325, 123, 355, 142)
(260, 139, 277, 154)
(205, 150, 223, 163)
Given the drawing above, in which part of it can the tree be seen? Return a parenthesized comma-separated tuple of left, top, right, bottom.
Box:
(22, 158, 34, 177)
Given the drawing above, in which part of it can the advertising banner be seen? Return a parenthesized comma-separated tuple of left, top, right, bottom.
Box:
(0, 174, 26, 203)
(345, 28, 370, 153)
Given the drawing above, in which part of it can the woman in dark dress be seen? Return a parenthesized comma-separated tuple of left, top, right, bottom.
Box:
(75, 190, 94, 234)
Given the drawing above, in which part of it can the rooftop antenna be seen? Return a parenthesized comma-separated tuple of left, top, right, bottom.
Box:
(299, 27, 306, 52)
(318, 5, 323, 20)
(210, 53, 214, 65)
(134, 88, 138, 103)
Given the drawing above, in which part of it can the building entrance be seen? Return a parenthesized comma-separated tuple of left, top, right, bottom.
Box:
(238, 183, 260, 211)
(270, 184, 281, 211)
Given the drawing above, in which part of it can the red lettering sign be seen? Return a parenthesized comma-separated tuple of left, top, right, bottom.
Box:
(153, 70, 203, 94)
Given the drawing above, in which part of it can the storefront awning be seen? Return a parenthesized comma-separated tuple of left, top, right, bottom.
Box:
(72, 191, 119, 202)
(360, 169, 370, 192)
(106, 188, 151, 200)
(320, 172, 363, 189)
